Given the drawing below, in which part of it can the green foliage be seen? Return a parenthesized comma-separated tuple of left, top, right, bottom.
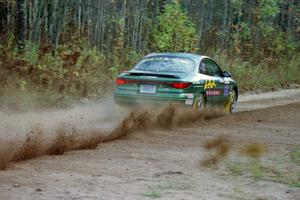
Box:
(226, 0, 299, 61)
(0, 39, 113, 99)
(142, 181, 192, 199)
(226, 152, 300, 186)
(231, 0, 243, 8)
(259, 0, 280, 19)
(289, 182, 300, 188)
(250, 159, 263, 181)
(19, 80, 28, 91)
(213, 51, 300, 92)
(109, 49, 143, 76)
(152, 0, 198, 52)
(23, 42, 39, 65)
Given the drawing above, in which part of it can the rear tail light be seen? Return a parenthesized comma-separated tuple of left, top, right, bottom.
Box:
(115, 78, 126, 85)
(115, 78, 137, 85)
(169, 82, 192, 89)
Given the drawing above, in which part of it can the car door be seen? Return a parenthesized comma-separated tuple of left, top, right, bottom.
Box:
(199, 58, 227, 105)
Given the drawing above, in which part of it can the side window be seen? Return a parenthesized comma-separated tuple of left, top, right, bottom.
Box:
(204, 59, 222, 76)
(199, 61, 208, 75)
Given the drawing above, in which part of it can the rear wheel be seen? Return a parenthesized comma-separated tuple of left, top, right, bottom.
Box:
(196, 93, 206, 111)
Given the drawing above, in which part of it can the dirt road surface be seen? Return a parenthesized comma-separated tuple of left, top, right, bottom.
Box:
(0, 89, 300, 200)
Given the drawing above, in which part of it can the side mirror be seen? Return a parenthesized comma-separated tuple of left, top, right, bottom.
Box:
(223, 71, 231, 77)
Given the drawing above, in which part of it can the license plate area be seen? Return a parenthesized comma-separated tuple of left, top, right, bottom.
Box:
(140, 84, 157, 94)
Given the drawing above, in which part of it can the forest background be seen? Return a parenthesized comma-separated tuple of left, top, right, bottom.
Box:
(0, 0, 299, 108)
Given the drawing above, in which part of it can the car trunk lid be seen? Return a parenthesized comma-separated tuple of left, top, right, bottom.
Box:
(115, 71, 192, 93)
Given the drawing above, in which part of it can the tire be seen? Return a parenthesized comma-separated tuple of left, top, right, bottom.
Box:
(229, 90, 237, 113)
(196, 93, 206, 111)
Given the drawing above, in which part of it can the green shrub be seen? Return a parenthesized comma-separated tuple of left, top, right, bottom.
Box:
(151, 0, 198, 52)
(213, 51, 300, 92)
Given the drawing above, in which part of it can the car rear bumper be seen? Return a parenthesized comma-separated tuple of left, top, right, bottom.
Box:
(114, 92, 195, 107)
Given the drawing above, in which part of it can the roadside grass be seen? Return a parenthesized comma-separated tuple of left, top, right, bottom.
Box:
(289, 181, 300, 188)
(227, 162, 244, 176)
(226, 187, 249, 200)
(226, 154, 300, 186)
(143, 190, 162, 199)
(0, 41, 142, 109)
(260, 165, 299, 187)
(1, 39, 299, 109)
(142, 181, 192, 199)
(287, 146, 300, 188)
(214, 52, 300, 92)
(226, 160, 263, 181)
(249, 160, 263, 181)
(156, 182, 192, 190)
(290, 146, 300, 165)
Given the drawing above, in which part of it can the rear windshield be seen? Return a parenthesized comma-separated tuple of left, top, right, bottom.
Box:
(134, 57, 195, 74)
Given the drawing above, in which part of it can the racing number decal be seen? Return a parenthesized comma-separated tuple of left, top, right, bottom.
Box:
(206, 90, 221, 96)
(204, 80, 217, 90)
(204, 80, 224, 96)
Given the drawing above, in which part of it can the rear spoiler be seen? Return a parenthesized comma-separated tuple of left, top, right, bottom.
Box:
(124, 71, 182, 79)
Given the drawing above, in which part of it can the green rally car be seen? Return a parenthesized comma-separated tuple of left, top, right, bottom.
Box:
(114, 53, 238, 113)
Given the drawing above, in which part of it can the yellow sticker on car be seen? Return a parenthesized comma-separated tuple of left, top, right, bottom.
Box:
(204, 80, 217, 89)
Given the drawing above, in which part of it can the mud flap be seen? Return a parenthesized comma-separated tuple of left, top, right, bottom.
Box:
(224, 92, 233, 112)
(193, 97, 199, 109)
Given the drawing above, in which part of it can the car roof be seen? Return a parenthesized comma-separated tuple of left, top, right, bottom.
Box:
(144, 53, 203, 62)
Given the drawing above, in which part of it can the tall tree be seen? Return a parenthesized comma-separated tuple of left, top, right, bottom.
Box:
(152, 0, 198, 52)
(0, 0, 298, 57)
(16, 0, 25, 49)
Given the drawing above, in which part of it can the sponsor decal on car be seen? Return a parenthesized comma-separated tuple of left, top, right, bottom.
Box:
(206, 90, 221, 96)
(223, 85, 230, 96)
(204, 80, 217, 89)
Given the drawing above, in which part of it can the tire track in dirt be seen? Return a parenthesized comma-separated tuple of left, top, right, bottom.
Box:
(238, 88, 300, 111)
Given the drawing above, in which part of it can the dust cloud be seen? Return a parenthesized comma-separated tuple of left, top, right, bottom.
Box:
(200, 136, 268, 167)
(0, 97, 126, 169)
(0, 98, 225, 170)
(200, 135, 230, 167)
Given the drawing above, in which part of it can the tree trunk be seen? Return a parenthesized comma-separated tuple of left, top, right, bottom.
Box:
(16, 0, 25, 49)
